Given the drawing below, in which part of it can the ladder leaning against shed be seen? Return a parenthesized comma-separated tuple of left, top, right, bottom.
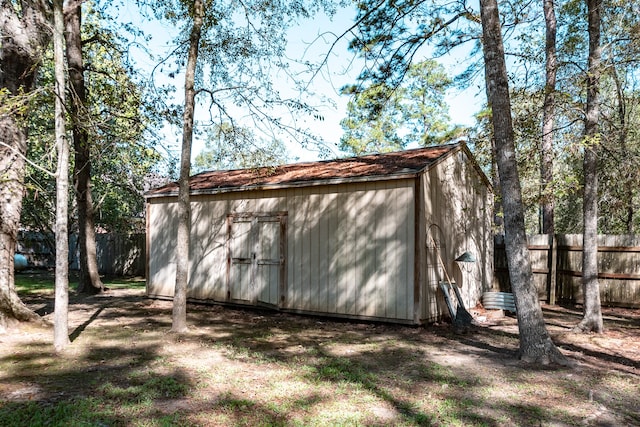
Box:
(438, 281, 474, 326)
(430, 234, 474, 327)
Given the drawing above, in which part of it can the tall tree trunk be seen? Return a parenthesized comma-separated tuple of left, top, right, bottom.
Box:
(172, 0, 204, 333)
(575, 0, 603, 333)
(0, 112, 40, 329)
(53, 0, 70, 351)
(491, 141, 503, 232)
(0, 1, 52, 329)
(484, 68, 503, 232)
(480, 0, 569, 365)
(541, 0, 557, 234)
(64, 2, 104, 294)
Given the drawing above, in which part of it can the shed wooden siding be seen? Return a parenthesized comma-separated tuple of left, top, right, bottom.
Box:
(146, 178, 417, 322)
(420, 150, 493, 322)
(147, 197, 178, 297)
(146, 144, 493, 324)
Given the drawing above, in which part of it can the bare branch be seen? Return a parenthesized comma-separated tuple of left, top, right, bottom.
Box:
(0, 140, 56, 177)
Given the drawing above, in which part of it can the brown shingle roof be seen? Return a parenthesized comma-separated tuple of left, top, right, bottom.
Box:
(145, 143, 460, 197)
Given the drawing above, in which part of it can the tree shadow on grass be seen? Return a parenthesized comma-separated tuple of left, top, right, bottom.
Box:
(303, 346, 498, 426)
(544, 304, 640, 328)
(69, 305, 105, 342)
(199, 302, 640, 424)
(183, 307, 580, 426)
(0, 333, 195, 426)
(6, 290, 639, 426)
(555, 341, 640, 372)
(432, 325, 519, 357)
(1, 289, 195, 426)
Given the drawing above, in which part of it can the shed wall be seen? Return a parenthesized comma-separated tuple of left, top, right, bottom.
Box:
(420, 150, 493, 322)
(148, 198, 178, 297)
(147, 179, 417, 322)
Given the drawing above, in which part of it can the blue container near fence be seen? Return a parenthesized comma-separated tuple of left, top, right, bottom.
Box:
(14, 254, 28, 272)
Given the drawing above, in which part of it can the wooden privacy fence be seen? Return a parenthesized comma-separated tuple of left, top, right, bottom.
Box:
(17, 232, 145, 277)
(494, 234, 640, 308)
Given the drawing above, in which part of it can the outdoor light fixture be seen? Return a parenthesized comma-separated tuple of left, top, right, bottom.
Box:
(455, 251, 476, 263)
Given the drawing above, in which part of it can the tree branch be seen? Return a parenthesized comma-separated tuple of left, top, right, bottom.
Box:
(0, 140, 56, 177)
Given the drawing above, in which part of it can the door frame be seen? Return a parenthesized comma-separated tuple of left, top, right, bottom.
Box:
(226, 211, 288, 308)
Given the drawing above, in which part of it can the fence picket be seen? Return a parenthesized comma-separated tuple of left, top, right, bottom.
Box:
(494, 234, 640, 308)
(16, 231, 145, 277)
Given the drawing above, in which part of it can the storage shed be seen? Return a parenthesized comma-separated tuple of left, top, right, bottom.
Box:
(145, 142, 493, 324)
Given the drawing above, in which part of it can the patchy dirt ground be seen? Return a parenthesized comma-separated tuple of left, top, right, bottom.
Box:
(1, 286, 639, 426)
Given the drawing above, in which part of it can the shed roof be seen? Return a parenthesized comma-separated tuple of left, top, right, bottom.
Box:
(146, 142, 464, 198)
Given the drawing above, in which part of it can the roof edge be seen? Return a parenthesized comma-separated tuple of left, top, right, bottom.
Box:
(144, 170, 419, 199)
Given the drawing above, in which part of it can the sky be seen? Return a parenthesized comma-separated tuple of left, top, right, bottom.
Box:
(115, 2, 484, 165)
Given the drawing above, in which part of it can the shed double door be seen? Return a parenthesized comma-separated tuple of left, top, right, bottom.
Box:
(227, 213, 287, 307)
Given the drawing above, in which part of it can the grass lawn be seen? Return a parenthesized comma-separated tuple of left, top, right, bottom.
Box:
(14, 271, 146, 295)
(1, 272, 639, 426)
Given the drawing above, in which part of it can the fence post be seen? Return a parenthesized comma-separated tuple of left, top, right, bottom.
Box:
(546, 233, 557, 305)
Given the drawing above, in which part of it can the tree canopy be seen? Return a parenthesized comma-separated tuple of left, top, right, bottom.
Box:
(340, 59, 462, 156)
(471, 0, 640, 234)
(20, 2, 165, 235)
(193, 122, 291, 172)
(144, 0, 335, 156)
